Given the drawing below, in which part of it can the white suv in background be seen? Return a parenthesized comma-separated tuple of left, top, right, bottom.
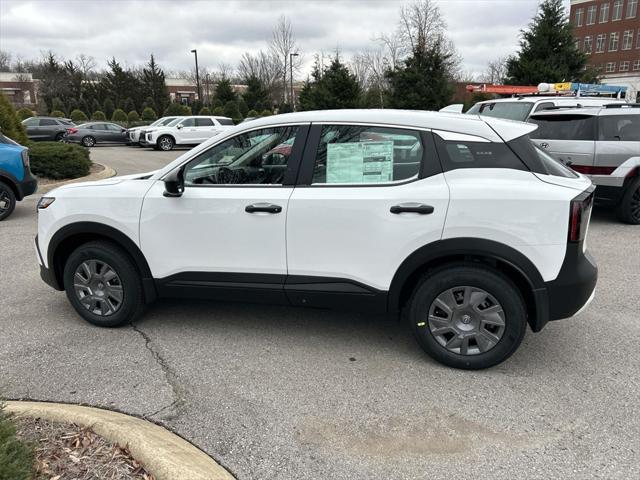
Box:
(35, 110, 597, 369)
(140, 115, 234, 151)
(126, 116, 181, 145)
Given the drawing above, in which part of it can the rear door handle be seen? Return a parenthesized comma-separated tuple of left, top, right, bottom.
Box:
(245, 203, 282, 214)
(390, 203, 434, 215)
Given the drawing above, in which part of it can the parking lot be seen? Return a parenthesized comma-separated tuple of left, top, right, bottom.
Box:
(1, 146, 639, 480)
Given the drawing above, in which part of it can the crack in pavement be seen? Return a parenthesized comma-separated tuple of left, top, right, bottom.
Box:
(131, 323, 187, 420)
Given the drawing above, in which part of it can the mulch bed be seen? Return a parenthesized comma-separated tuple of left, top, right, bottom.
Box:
(14, 416, 154, 480)
(37, 163, 105, 186)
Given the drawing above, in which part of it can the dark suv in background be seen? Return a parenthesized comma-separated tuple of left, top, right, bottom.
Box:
(22, 116, 75, 142)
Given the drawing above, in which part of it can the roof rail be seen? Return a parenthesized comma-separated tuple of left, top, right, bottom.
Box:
(539, 104, 585, 111)
(603, 103, 640, 108)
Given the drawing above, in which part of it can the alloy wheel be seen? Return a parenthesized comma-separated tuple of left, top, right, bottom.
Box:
(73, 260, 124, 316)
(159, 137, 173, 151)
(0, 189, 10, 214)
(427, 286, 506, 355)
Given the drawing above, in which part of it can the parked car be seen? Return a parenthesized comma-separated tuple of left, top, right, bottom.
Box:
(64, 122, 128, 147)
(0, 132, 37, 220)
(36, 109, 597, 369)
(139, 115, 234, 151)
(529, 104, 640, 224)
(22, 116, 75, 142)
(126, 116, 181, 145)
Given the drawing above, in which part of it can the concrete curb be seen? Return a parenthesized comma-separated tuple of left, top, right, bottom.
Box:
(38, 162, 116, 194)
(6, 401, 235, 480)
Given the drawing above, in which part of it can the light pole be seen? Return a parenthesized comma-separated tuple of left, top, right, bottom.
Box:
(190, 49, 201, 104)
(289, 52, 299, 111)
(205, 73, 211, 105)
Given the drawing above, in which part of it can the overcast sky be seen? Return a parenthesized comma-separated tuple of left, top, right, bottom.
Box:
(0, 0, 571, 79)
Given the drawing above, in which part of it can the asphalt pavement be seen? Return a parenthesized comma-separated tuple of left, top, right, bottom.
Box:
(1, 145, 639, 479)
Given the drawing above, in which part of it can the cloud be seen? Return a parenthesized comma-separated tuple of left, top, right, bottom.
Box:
(0, 0, 567, 79)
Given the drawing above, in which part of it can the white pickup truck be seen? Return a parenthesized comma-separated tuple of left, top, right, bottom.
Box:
(140, 115, 235, 151)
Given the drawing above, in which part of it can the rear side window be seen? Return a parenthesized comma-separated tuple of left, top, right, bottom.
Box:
(217, 118, 234, 126)
(196, 118, 214, 127)
(310, 125, 423, 184)
(529, 115, 596, 140)
(435, 137, 528, 171)
(598, 115, 640, 141)
(39, 119, 58, 126)
(58, 119, 73, 126)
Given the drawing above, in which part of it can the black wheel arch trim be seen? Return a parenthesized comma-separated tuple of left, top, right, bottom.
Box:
(45, 222, 156, 302)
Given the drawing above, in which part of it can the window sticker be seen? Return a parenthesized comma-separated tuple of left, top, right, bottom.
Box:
(326, 141, 394, 183)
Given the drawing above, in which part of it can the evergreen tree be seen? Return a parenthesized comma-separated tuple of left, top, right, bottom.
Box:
(101, 57, 143, 109)
(51, 97, 66, 115)
(505, 0, 587, 85)
(70, 109, 88, 123)
(212, 106, 225, 116)
(242, 75, 270, 110)
(141, 107, 157, 121)
(103, 98, 115, 119)
(164, 102, 183, 116)
(237, 97, 249, 117)
(91, 110, 106, 120)
(298, 56, 361, 111)
(215, 77, 236, 104)
(0, 93, 29, 144)
(180, 104, 192, 115)
(111, 108, 127, 122)
(386, 39, 453, 111)
(142, 54, 170, 114)
(91, 99, 101, 115)
(78, 98, 89, 117)
(127, 110, 140, 123)
(199, 106, 211, 115)
(124, 97, 135, 113)
(223, 100, 242, 123)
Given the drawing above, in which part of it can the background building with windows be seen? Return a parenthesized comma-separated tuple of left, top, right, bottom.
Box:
(571, 0, 640, 101)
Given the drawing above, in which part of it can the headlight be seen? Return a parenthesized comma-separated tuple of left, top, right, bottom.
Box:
(37, 197, 56, 209)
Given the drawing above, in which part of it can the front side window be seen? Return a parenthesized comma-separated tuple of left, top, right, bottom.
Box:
(600, 2, 610, 22)
(599, 115, 640, 141)
(623, 30, 634, 49)
(106, 124, 122, 131)
(610, 32, 620, 51)
(159, 117, 176, 126)
(613, 0, 623, 20)
(184, 126, 299, 185)
(180, 118, 196, 127)
(311, 125, 423, 184)
(627, 0, 638, 17)
(529, 115, 597, 141)
(23, 117, 39, 127)
(575, 7, 584, 26)
(596, 33, 607, 52)
(40, 119, 58, 126)
(587, 5, 597, 24)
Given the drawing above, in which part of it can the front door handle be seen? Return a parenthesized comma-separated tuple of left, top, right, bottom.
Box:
(390, 203, 434, 215)
(245, 203, 282, 214)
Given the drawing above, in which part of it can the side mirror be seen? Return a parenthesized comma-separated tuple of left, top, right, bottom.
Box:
(163, 168, 184, 198)
(176, 124, 183, 129)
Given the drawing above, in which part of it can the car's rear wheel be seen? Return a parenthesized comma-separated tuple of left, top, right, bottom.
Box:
(157, 135, 175, 151)
(82, 136, 96, 147)
(0, 181, 16, 221)
(616, 177, 640, 225)
(408, 264, 527, 369)
(63, 241, 144, 327)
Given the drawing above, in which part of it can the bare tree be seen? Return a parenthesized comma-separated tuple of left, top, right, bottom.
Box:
(482, 56, 508, 84)
(269, 15, 302, 104)
(0, 51, 11, 72)
(76, 54, 97, 80)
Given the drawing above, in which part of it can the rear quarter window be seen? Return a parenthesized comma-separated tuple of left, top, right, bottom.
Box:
(529, 115, 596, 140)
(217, 118, 234, 126)
(435, 137, 528, 171)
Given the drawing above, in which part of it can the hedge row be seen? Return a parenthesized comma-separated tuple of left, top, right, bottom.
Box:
(29, 142, 92, 180)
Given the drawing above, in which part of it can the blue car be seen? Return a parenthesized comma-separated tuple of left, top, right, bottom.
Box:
(0, 132, 37, 220)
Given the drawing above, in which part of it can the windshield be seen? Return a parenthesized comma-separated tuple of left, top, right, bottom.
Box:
(166, 118, 184, 127)
(157, 117, 177, 126)
(467, 102, 534, 121)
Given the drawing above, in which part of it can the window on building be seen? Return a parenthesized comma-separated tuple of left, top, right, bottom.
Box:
(627, 0, 638, 18)
(596, 33, 607, 53)
(587, 5, 597, 24)
(613, 0, 623, 20)
(575, 7, 584, 26)
(609, 32, 620, 51)
(637, 30, 640, 48)
(623, 30, 634, 49)
(600, 2, 610, 22)
(575, 37, 581, 50)
(583, 36, 593, 53)
(606, 62, 616, 72)
(633, 60, 640, 70)
(620, 61, 630, 71)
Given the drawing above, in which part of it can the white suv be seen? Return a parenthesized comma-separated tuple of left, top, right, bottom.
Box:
(126, 116, 180, 145)
(141, 115, 234, 151)
(35, 110, 597, 369)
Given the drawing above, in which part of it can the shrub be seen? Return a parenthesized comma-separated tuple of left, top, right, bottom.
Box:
(70, 109, 88, 123)
(0, 94, 29, 144)
(260, 109, 273, 117)
(127, 110, 140, 123)
(223, 101, 242, 123)
(0, 402, 33, 480)
(16, 107, 33, 121)
(50, 110, 65, 118)
(103, 99, 115, 119)
(212, 106, 224, 116)
(91, 110, 106, 120)
(111, 109, 127, 122)
(246, 109, 259, 118)
(199, 106, 211, 115)
(180, 105, 192, 115)
(238, 98, 249, 117)
(29, 142, 91, 180)
(141, 107, 157, 121)
(164, 102, 183, 116)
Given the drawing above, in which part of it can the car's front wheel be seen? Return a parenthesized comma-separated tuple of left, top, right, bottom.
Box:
(0, 181, 16, 221)
(55, 132, 65, 142)
(81, 136, 96, 147)
(63, 241, 144, 327)
(616, 177, 640, 225)
(408, 264, 527, 369)
(157, 135, 175, 151)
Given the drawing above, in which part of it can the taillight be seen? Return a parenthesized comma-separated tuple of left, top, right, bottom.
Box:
(570, 165, 616, 176)
(21, 149, 29, 167)
(67, 128, 78, 134)
(568, 189, 594, 243)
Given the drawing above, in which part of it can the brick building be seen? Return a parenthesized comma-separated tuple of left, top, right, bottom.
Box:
(571, 0, 640, 100)
(0, 72, 37, 108)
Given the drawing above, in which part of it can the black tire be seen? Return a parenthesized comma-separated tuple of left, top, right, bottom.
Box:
(616, 177, 640, 225)
(54, 132, 65, 142)
(63, 241, 145, 327)
(408, 263, 527, 370)
(0, 181, 16, 221)
(157, 135, 175, 151)
(82, 136, 96, 147)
